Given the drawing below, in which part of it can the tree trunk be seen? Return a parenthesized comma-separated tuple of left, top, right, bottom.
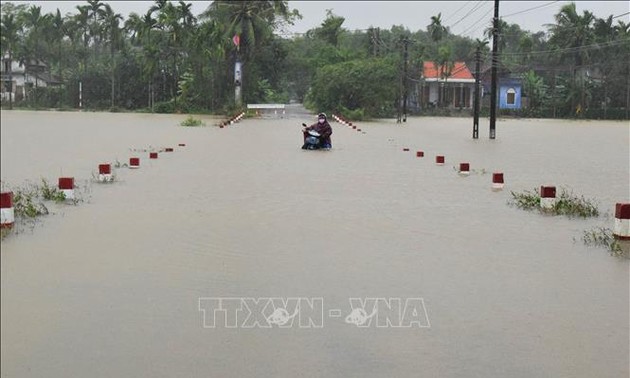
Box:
(111, 57, 115, 108)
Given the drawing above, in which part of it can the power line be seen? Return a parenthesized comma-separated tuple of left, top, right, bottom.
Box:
(442, 0, 474, 23)
(458, 7, 494, 37)
(612, 11, 630, 20)
(449, 0, 487, 30)
(498, 38, 630, 56)
(502, 1, 560, 18)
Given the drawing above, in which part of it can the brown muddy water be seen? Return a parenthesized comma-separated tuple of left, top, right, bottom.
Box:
(1, 109, 628, 377)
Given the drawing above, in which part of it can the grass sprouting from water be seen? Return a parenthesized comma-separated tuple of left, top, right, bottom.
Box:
(180, 115, 204, 127)
(509, 187, 599, 218)
(1, 178, 90, 240)
(580, 227, 625, 256)
(40, 178, 66, 202)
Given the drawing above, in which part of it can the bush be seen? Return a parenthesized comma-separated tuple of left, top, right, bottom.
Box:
(154, 100, 176, 114)
(180, 115, 204, 127)
(307, 58, 397, 118)
(338, 106, 366, 121)
(508, 187, 599, 218)
(580, 227, 624, 255)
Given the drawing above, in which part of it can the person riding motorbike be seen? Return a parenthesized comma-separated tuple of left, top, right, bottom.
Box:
(302, 113, 333, 149)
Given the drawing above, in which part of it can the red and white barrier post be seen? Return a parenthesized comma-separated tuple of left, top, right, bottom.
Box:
(540, 186, 556, 210)
(129, 157, 140, 169)
(459, 163, 470, 176)
(98, 163, 113, 182)
(436, 155, 445, 166)
(613, 203, 630, 240)
(492, 173, 504, 190)
(0, 192, 15, 229)
(58, 177, 75, 200)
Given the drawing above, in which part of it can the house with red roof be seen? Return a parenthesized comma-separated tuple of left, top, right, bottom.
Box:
(421, 61, 476, 109)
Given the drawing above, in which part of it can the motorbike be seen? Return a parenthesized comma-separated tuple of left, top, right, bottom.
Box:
(301, 123, 326, 150)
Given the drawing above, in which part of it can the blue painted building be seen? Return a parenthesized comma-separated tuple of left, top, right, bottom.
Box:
(498, 78, 522, 109)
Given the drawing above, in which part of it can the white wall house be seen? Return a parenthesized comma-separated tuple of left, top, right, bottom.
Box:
(420, 61, 476, 109)
(1, 54, 62, 102)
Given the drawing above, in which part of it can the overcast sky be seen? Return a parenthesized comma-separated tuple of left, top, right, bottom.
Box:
(3, 1, 629, 40)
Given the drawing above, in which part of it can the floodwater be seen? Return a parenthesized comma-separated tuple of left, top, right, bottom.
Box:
(1, 108, 628, 378)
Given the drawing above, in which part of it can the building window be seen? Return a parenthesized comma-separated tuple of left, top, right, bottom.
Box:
(506, 88, 516, 105)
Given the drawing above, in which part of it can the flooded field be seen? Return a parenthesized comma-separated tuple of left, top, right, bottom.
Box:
(1, 109, 628, 377)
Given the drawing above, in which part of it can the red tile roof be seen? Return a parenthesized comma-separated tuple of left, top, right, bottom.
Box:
(423, 61, 474, 80)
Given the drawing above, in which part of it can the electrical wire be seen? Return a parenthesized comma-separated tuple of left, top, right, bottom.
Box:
(458, 7, 494, 37)
(442, 0, 474, 23)
(449, 0, 488, 30)
(498, 38, 629, 56)
(501, 1, 560, 19)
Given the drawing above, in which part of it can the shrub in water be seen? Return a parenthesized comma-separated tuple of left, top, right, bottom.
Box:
(509, 187, 599, 218)
(581, 227, 624, 256)
(180, 115, 204, 127)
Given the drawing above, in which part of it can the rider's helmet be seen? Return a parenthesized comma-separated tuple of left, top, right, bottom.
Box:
(318, 112, 327, 119)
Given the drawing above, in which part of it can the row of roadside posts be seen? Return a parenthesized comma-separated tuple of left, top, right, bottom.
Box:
(2, 114, 628, 243)
(331, 113, 630, 243)
(1, 143, 187, 230)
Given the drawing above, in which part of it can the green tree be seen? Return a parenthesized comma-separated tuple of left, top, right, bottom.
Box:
(522, 70, 547, 111)
(548, 2, 595, 113)
(125, 11, 160, 109)
(313, 9, 345, 47)
(307, 58, 398, 118)
(428, 13, 447, 44)
(201, 0, 298, 107)
(102, 4, 123, 108)
(0, 11, 23, 109)
(19, 5, 51, 105)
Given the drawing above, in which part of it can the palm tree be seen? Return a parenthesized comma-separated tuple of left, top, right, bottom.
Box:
(484, 19, 508, 52)
(49, 9, 66, 79)
(200, 1, 296, 106)
(613, 21, 630, 119)
(125, 10, 161, 109)
(102, 4, 122, 108)
(72, 5, 90, 108)
(87, 0, 106, 57)
(428, 13, 450, 107)
(548, 2, 595, 113)
(428, 13, 447, 44)
(436, 44, 454, 107)
(188, 18, 226, 109)
(149, 0, 196, 103)
(19, 5, 50, 105)
(1, 12, 23, 109)
(202, 1, 294, 60)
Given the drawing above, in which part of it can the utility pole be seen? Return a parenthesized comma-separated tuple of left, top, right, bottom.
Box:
(473, 45, 481, 139)
(7, 56, 13, 110)
(402, 37, 409, 122)
(233, 34, 242, 106)
(396, 37, 403, 123)
(489, 0, 499, 139)
(234, 60, 242, 106)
